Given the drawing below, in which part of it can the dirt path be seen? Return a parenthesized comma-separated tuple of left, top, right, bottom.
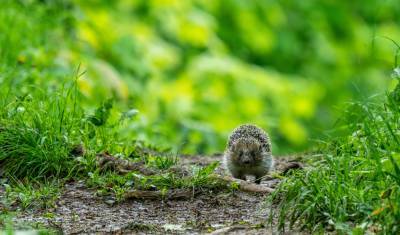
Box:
(10, 155, 300, 234)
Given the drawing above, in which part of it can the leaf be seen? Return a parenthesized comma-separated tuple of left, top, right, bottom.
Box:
(198, 161, 219, 176)
(88, 98, 113, 126)
(120, 109, 139, 122)
(388, 154, 400, 186)
(351, 227, 364, 235)
(230, 181, 240, 190)
(371, 207, 385, 216)
(380, 188, 392, 199)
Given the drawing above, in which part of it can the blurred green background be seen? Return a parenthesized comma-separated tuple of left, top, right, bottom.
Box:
(1, 0, 399, 154)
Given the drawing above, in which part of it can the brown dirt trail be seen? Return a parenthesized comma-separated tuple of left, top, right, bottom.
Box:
(6, 155, 302, 234)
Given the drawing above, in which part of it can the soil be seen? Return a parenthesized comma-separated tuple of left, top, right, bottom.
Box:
(3, 154, 303, 234)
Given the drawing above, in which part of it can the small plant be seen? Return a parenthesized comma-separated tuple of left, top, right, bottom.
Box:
(148, 154, 179, 170)
(87, 99, 114, 127)
(3, 179, 61, 210)
(189, 161, 220, 188)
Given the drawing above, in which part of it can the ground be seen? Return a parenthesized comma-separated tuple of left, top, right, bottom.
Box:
(4, 155, 301, 234)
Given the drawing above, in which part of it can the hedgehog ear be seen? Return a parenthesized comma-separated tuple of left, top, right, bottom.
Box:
(230, 140, 239, 151)
(228, 142, 234, 151)
(231, 143, 237, 151)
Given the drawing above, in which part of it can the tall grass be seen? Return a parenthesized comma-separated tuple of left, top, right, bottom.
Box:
(269, 76, 400, 233)
(0, 79, 85, 179)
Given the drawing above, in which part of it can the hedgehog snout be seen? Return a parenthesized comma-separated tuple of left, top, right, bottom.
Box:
(241, 155, 252, 165)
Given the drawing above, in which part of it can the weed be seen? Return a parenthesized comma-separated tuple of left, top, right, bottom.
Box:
(147, 154, 179, 170)
(3, 179, 61, 210)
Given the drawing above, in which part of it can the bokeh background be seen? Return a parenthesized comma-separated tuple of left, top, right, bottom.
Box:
(1, 0, 400, 154)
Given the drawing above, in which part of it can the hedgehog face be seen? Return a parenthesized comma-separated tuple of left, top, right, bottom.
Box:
(229, 137, 263, 166)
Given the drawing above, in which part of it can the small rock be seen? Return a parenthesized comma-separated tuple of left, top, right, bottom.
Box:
(104, 197, 116, 206)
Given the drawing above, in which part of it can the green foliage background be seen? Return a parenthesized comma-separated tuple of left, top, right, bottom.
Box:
(1, 0, 399, 154)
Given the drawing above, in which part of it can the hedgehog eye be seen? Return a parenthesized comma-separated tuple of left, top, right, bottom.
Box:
(239, 151, 244, 157)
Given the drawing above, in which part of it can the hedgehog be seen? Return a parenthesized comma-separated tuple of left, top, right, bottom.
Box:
(223, 124, 274, 184)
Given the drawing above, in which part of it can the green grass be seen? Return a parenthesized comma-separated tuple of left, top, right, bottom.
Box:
(0, 81, 84, 179)
(269, 76, 400, 234)
(3, 179, 61, 210)
(86, 160, 226, 202)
